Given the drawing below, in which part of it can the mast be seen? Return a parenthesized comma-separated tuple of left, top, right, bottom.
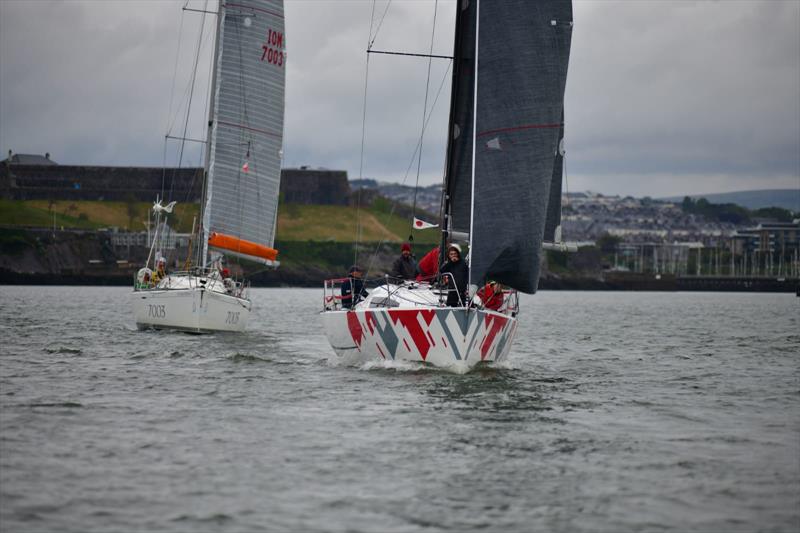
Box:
(200, 1, 225, 269)
(467, 0, 480, 284)
(439, 2, 462, 259)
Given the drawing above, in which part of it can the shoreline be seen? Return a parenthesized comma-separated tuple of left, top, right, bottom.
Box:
(2, 270, 797, 293)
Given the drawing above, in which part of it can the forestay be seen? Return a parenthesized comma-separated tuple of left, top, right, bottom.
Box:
(202, 0, 286, 264)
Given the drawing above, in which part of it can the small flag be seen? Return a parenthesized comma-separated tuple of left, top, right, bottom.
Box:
(413, 217, 438, 230)
(242, 161, 250, 173)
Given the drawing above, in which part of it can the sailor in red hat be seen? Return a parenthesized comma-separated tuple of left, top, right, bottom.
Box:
(389, 242, 420, 281)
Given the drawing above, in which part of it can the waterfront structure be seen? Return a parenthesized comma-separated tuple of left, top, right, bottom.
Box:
(2, 153, 350, 206)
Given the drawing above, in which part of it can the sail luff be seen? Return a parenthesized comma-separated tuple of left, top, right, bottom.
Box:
(467, 0, 481, 281)
(441, 0, 477, 240)
(201, 3, 226, 268)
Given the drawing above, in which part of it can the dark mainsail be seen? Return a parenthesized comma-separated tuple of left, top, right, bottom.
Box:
(443, 0, 572, 294)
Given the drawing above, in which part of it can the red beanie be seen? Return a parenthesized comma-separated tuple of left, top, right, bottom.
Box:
(401, 242, 411, 252)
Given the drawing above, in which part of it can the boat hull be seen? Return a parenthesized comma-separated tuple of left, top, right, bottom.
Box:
(321, 307, 518, 371)
(131, 286, 250, 333)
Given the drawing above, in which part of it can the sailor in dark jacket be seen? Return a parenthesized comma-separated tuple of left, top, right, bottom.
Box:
(440, 243, 468, 307)
(341, 265, 367, 309)
(389, 242, 420, 281)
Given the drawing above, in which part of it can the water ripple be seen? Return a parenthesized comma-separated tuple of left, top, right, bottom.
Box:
(0, 287, 797, 533)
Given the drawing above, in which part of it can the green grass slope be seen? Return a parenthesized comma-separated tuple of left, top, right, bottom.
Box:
(0, 199, 440, 244)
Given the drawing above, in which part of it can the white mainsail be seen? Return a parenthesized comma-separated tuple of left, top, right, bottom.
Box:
(203, 0, 286, 266)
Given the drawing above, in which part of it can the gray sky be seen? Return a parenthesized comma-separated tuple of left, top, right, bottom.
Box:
(1, 0, 798, 198)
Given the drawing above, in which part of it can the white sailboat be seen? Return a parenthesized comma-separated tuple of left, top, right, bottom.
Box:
(322, 0, 573, 370)
(132, 0, 286, 333)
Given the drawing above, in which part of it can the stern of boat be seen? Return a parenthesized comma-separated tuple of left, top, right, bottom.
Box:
(131, 272, 251, 333)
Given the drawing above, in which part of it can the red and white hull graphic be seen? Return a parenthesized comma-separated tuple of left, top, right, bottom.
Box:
(322, 307, 518, 370)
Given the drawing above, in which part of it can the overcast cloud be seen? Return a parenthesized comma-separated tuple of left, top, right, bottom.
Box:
(1, 0, 798, 198)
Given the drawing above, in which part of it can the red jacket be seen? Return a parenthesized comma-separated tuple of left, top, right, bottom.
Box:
(476, 283, 503, 311)
(416, 247, 439, 281)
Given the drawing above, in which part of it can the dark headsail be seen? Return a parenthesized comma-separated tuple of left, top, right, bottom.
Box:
(441, 0, 478, 237)
(442, 0, 572, 294)
(543, 111, 566, 243)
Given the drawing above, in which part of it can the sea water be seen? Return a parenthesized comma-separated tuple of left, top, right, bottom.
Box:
(0, 287, 798, 532)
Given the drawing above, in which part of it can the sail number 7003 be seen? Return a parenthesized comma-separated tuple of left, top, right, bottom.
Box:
(147, 304, 166, 318)
(261, 28, 284, 67)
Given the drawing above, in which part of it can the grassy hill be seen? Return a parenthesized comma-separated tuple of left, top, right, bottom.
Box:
(0, 199, 200, 232)
(0, 199, 440, 244)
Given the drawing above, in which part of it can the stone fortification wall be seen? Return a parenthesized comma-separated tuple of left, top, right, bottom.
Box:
(280, 168, 349, 205)
(1, 163, 350, 206)
(1, 164, 203, 202)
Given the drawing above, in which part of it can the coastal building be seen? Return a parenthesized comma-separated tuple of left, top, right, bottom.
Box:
(732, 221, 799, 254)
(1, 151, 202, 202)
(280, 167, 349, 205)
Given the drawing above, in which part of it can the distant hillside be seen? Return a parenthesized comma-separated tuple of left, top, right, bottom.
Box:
(351, 179, 441, 215)
(662, 189, 799, 213)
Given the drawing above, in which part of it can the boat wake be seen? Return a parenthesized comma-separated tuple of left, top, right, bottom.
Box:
(327, 350, 520, 375)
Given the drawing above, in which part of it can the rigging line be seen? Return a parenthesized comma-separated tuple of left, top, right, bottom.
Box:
(355, 1, 379, 268)
(180, 1, 218, 218)
(171, 0, 209, 203)
(563, 150, 570, 209)
(410, 0, 439, 236)
(166, 2, 187, 136)
(163, 3, 187, 199)
(363, 60, 452, 278)
(183, 7, 217, 15)
(367, 50, 453, 60)
(368, 0, 392, 50)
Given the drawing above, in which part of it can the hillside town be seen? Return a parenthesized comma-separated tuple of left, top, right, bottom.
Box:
(355, 178, 800, 280)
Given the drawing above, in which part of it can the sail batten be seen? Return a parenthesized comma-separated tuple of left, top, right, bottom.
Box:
(203, 0, 285, 264)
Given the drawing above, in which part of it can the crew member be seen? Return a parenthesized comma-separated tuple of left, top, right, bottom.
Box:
(440, 244, 468, 307)
(389, 242, 419, 280)
(476, 281, 504, 311)
(416, 246, 439, 281)
(152, 257, 168, 284)
(341, 265, 367, 309)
